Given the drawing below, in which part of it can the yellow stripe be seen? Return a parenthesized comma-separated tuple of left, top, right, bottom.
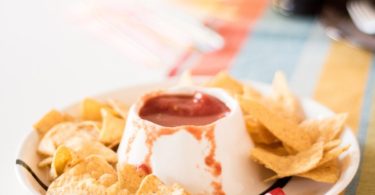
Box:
(314, 41, 372, 131)
(356, 93, 375, 194)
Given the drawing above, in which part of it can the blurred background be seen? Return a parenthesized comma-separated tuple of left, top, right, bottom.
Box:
(1, 0, 375, 194)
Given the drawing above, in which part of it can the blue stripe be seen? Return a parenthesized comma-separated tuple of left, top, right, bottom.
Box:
(230, 8, 317, 82)
(346, 58, 375, 194)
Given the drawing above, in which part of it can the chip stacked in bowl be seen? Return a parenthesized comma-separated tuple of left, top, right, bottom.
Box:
(207, 71, 350, 183)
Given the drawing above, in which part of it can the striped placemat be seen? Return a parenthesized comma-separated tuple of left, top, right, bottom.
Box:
(172, 1, 375, 194)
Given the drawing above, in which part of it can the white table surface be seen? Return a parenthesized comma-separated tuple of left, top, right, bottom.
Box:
(0, 0, 166, 194)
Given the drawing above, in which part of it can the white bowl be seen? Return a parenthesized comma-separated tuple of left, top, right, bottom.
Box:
(15, 78, 360, 195)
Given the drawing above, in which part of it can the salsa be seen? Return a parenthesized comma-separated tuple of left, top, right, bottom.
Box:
(139, 92, 230, 127)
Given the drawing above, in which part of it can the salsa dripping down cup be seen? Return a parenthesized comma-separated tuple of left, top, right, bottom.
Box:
(117, 87, 260, 194)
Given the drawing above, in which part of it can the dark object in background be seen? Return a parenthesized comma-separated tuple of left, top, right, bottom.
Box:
(320, 0, 375, 52)
(273, 0, 325, 15)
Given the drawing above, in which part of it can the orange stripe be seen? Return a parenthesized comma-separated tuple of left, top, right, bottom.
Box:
(314, 40, 372, 131)
(191, 0, 268, 75)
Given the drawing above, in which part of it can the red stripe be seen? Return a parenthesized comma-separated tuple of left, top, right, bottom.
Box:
(191, 0, 268, 75)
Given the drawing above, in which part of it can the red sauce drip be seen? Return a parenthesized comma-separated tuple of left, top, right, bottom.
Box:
(137, 164, 152, 175)
(124, 121, 140, 159)
(139, 92, 230, 127)
(204, 128, 222, 177)
(204, 128, 224, 194)
(185, 126, 204, 140)
(212, 182, 225, 195)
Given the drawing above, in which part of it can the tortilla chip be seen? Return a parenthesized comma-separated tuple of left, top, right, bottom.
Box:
(50, 145, 75, 178)
(244, 115, 278, 144)
(136, 175, 189, 195)
(107, 99, 129, 119)
(318, 145, 350, 166)
(297, 159, 340, 183)
(106, 183, 130, 195)
(205, 71, 243, 95)
(135, 175, 163, 194)
(47, 155, 117, 195)
(299, 114, 348, 143)
(251, 141, 324, 177)
(47, 175, 108, 195)
(38, 121, 99, 156)
(239, 96, 312, 151)
(282, 143, 297, 155)
(324, 139, 341, 152)
(243, 84, 262, 100)
(57, 155, 115, 181)
(33, 109, 70, 135)
(64, 138, 117, 164)
(320, 114, 348, 142)
(80, 98, 116, 121)
(266, 158, 341, 183)
(98, 173, 118, 187)
(269, 71, 305, 123)
(257, 143, 290, 156)
(117, 164, 147, 193)
(99, 109, 126, 146)
(38, 157, 53, 168)
(299, 119, 324, 144)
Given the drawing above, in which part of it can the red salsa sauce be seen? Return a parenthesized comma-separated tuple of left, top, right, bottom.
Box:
(139, 92, 230, 127)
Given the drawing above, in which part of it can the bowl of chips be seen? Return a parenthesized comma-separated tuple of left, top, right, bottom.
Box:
(15, 72, 360, 195)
